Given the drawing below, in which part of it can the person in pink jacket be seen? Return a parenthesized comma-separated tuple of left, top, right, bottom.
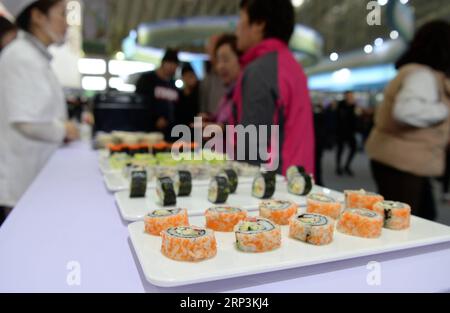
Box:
(233, 0, 315, 176)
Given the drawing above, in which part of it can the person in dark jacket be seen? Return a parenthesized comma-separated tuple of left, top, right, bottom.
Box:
(135, 49, 180, 140)
(175, 63, 200, 127)
(335, 91, 358, 176)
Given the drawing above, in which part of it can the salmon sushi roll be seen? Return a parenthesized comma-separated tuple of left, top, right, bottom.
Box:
(373, 201, 411, 230)
(345, 190, 384, 211)
(337, 208, 384, 239)
(289, 213, 335, 246)
(161, 226, 217, 262)
(205, 206, 248, 232)
(307, 193, 342, 220)
(259, 200, 298, 225)
(144, 208, 189, 236)
(234, 218, 281, 253)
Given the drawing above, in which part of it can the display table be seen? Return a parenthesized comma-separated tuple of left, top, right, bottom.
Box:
(1, 141, 449, 293)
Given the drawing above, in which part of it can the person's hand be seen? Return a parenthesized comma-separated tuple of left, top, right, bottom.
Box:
(156, 117, 169, 130)
(64, 121, 80, 142)
(82, 111, 95, 125)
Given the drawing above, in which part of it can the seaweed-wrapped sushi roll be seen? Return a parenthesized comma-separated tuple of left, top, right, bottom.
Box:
(252, 172, 276, 199)
(129, 168, 147, 198)
(288, 171, 314, 196)
(144, 208, 189, 236)
(289, 213, 335, 245)
(173, 171, 192, 197)
(306, 193, 342, 220)
(286, 165, 306, 182)
(345, 190, 384, 211)
(234, 217, 281, 253)
(205, 207, 247, 232)
(208, 176, 230, 204)
(156, 177, 177, 206)
(220, 169, 239, 194)
(337, 208, 383, 239)
(259, 200, 298, 225)
(373, 201, 411, 230)
(161, 226, 217, 262)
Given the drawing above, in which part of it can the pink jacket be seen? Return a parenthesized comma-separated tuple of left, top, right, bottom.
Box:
(232, 38, 315, 176)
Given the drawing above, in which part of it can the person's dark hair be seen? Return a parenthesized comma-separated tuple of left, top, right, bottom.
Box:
(214, 33, 242, 57)
(239, 0, 295, 44)
(396, 20, 450, 78)
(16, 0, 63, 32)
(162, 48, 179, 64)
(0, 16, 17, 47)
(181, 63, 195, 76)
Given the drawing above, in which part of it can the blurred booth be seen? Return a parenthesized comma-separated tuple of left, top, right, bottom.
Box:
(92, 91, 152, 135)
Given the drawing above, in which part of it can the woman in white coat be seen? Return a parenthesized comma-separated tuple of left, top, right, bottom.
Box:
(0, 0, 79, 222)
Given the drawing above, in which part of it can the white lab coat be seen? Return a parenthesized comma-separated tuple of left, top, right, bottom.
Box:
(0, 31, 67, 207)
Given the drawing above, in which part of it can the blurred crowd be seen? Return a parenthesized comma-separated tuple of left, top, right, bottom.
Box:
(1, 0, 450, 224)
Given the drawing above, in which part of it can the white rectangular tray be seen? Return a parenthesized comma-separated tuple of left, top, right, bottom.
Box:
(104, 171, 286, 193)
(115, 184, 344, 222)
(128, 213, 450, 287)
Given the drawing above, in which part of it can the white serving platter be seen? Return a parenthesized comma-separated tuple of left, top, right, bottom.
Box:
(128, 213, 450, 287)
(104, 171, 286, 193)
(115, 184, 344, 222)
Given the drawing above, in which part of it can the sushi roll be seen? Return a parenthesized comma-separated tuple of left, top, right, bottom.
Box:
(337, 208, 384, 239)
(288, 171, 314, 196)
(161, 226, 217, 262)
(129, 168, 147, 198)
(138, 144, 150, 154)
(252, 172, 276, 199)
(306, 193, 342, 220)
(156, 177, 177, 206)
(373, 201, 411, 230)
(286, 165, 306, 182)
(234, 217, 281, 253)
(289, 213, 335, 246)
(345, 190, 384, 211)
(144, 208, 189, 236)
(128, 144, 141, 157)
(220, 169, 239, 194)
(173, 171, 192, 197)
(259, 200, 298, 225)
(152, 142, 169, 155)
(108, 144, 123, 156)
(205, 206, 248, 232)
(208, 176, 230, 204)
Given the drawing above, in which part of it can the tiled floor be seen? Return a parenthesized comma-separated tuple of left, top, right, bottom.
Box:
(320, 148, 450, 226)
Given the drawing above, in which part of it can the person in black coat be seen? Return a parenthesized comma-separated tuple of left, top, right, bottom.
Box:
(335, 91, 358, 176)
(175, 63, 200, 127)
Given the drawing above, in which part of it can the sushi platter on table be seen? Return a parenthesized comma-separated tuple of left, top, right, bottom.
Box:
(103, 170, 286, 193)
(96, 143, 450, 288)
(128, 211, 450, 287)
(99, 143, 284, 192)
(115, 183, 344, 222)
